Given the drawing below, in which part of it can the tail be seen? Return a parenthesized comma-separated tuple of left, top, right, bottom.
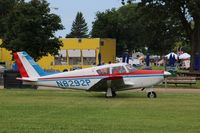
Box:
(13, 51, 46, 78)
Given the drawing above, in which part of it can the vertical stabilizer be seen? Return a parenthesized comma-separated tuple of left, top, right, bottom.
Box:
(13, 51, 46, 78)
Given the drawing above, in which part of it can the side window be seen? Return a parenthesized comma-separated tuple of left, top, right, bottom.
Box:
(112, 66, 126, 74)
(96, 68, 110, 75)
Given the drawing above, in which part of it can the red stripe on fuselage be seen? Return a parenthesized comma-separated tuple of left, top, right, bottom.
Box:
(129, 70, 164, 75)
(13, 53, 29, 77)
(105, 76, 122, 80)
(38, 70, 164, 80)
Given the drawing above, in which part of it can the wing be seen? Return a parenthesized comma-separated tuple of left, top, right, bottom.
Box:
(88, 76, 134, 92)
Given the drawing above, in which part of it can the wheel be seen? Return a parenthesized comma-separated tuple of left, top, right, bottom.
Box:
(147, 91, 157, 98)
(105, 93, 113, 98)
(112, 91, 117, 97)
(105, 89, 117, 98)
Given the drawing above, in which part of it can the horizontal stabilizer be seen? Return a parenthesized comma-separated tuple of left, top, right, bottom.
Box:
(16, 77, 38, 82)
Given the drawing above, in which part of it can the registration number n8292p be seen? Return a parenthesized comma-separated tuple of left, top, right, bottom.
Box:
(56, 79, 91, 88)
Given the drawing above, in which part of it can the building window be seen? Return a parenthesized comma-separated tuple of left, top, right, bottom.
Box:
(54, 50, 67, 65)
(68, 50, 81, 65)
(82, 49, 96, 65)
(83, 57, 96, 65)
(69, 57, 81, 65)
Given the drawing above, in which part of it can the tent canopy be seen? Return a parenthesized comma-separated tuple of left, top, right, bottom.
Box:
(179, 53, 191, 59)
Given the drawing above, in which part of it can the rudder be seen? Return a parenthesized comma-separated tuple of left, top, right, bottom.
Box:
(13, 51, 46, 78)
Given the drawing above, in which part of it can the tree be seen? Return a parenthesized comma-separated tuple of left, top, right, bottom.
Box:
(0, 0, 16, 37)
(66, 12, 88, 38)
(92, 5, 146, 56)
(92, 8, 126, 56)
(137, 3, 185, 56)
(138, 0, 200, 71)
(0, 0, 64, 61)
(91, 4, 181, 56)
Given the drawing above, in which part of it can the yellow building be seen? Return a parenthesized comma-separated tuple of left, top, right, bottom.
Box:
(0, 40, 12, 69)
(0, 38, 116, 71)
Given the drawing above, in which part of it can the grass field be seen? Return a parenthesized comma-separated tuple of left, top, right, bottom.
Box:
(0, 89, 200, 133)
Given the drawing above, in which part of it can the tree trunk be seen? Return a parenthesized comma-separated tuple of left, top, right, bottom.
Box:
(190, 23, 200, 72)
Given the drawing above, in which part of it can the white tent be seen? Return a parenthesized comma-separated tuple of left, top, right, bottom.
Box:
(165, 52, 178, 60)
(179, 53, 191, 59)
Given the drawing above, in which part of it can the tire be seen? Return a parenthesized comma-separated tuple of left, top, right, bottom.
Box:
(105, 91, 117, 98)
(147, 91, 157, 98)
(112, 91, 117, 97)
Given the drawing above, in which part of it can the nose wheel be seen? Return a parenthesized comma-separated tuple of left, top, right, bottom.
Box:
(147, 91, 157, 98)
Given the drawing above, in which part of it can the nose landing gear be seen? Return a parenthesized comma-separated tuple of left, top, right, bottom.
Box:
(147, 91, 157, 98)
(145, 87, 157, 98)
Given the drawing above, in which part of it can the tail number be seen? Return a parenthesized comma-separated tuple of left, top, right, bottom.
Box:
(56, 79, 91, 88)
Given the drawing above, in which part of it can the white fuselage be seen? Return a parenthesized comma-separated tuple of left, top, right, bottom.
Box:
(24, 63, 165, 91)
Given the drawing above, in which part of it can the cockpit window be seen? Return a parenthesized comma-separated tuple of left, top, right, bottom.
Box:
(112, 66, 126, 74)
(97, 68, 110, 75)
(125, 64, 137, 72)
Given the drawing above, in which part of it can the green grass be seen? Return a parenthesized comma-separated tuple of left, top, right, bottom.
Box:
(0, 89, 200, 133)
(151, 65, 165, 70)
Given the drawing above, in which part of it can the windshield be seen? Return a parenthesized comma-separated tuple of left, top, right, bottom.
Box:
(125, 64, 137, 72)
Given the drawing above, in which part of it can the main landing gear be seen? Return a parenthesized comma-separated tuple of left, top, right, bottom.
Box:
(106, 80, 117, 98)
(105, 88, 117, 98)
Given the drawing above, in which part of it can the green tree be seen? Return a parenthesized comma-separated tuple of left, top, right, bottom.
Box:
(91, 4, 181, 56)
(66, 12, 88, 38)
(92, 5, 145, 56)
(0, 0, 64, 61)
(0, 0, 16, 37)
(139, 0, 200, 71)
(92, 9, 119, 39)
(137, 3, 185, 56)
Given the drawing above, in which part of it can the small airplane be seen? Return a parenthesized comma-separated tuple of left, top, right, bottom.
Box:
(13, 51, 171, 98)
